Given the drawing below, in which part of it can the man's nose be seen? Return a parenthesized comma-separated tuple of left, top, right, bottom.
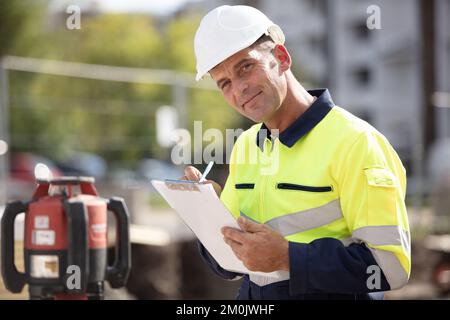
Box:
(236, 78, 249, 95)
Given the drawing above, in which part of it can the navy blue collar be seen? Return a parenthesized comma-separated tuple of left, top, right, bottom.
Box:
(256, 88, 334, 149)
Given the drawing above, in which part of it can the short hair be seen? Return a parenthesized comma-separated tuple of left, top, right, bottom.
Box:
(249, 34, 276, 51)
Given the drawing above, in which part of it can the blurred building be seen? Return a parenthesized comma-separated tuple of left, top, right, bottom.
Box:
(8, 0, 450, 192)
(45, 0, 450, 170)
(435, 0, 450, 139)
(199, 0, 450, 179)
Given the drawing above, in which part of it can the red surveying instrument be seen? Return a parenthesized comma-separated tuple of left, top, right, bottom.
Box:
(1, 177, 131, 299)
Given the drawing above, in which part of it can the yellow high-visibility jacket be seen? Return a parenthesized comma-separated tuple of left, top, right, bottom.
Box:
(199, 89, 410, 299)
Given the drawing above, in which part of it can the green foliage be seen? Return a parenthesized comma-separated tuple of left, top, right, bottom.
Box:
(3, 2, 240, 168)
(166, 12, 199, 73)
(0, 0, 41, 56)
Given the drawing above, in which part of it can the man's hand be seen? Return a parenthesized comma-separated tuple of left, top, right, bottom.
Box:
(181, 165, 222, 196)
(222, 217, 289, 273)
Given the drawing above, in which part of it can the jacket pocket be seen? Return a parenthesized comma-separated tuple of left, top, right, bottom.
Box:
(364, 167, 398, 188)
(276, 183, 333, 192)
(363, 167, 399, 225)
(235, 183, 255, 189)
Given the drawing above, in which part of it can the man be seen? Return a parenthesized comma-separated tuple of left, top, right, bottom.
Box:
(184, 5, 410, 300)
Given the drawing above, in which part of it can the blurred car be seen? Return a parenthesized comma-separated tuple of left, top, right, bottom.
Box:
(8, 152, 63, 200)
(108, 159, 182, 190)
(56, 152, 107, 180)
(136, 158, 183, 182)
(10, 152, 62, 182)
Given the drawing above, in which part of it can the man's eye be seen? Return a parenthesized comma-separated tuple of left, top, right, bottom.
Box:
(221, 81, 230, 90)
(241, 63, 253, 72)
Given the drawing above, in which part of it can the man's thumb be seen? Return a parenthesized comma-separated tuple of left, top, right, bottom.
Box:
(237, 216, 262, 233)
(184, 166, 201, 181)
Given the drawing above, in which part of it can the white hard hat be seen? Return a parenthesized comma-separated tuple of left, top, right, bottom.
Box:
(194, 5, 285, 81)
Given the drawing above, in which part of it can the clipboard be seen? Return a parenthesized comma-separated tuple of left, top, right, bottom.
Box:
(151, 179, 281, 277)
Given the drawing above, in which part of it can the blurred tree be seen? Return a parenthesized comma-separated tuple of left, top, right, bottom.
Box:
(0, 0, 40, 56)
(166, 12, 242, 162)
(5, 3, 244, 169)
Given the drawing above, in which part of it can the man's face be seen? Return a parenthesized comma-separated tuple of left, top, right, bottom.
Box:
(210, 45, 288, 123)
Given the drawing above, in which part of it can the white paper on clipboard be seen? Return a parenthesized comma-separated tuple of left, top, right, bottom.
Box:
(151, 179, 282, 278)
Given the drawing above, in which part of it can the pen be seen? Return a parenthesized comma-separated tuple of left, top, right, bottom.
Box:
(199, 161, 214, 183)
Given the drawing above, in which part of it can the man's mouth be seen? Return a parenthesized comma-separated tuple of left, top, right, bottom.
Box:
(242, 91, 262, 109)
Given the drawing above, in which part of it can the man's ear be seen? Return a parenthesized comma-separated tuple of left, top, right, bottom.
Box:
(272, 44, 291, 72)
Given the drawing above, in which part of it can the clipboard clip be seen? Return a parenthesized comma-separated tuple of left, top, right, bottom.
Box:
(164, 179, 200, 192)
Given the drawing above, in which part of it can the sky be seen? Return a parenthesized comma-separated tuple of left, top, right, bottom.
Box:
(50, 0, 205, 16)
(99, 0, 194, 15)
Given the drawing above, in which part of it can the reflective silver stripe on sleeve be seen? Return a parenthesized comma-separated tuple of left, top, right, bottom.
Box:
(352, 225, 411, 253)
(340, 234, 410, 289)
(368, 248, 409, 289)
